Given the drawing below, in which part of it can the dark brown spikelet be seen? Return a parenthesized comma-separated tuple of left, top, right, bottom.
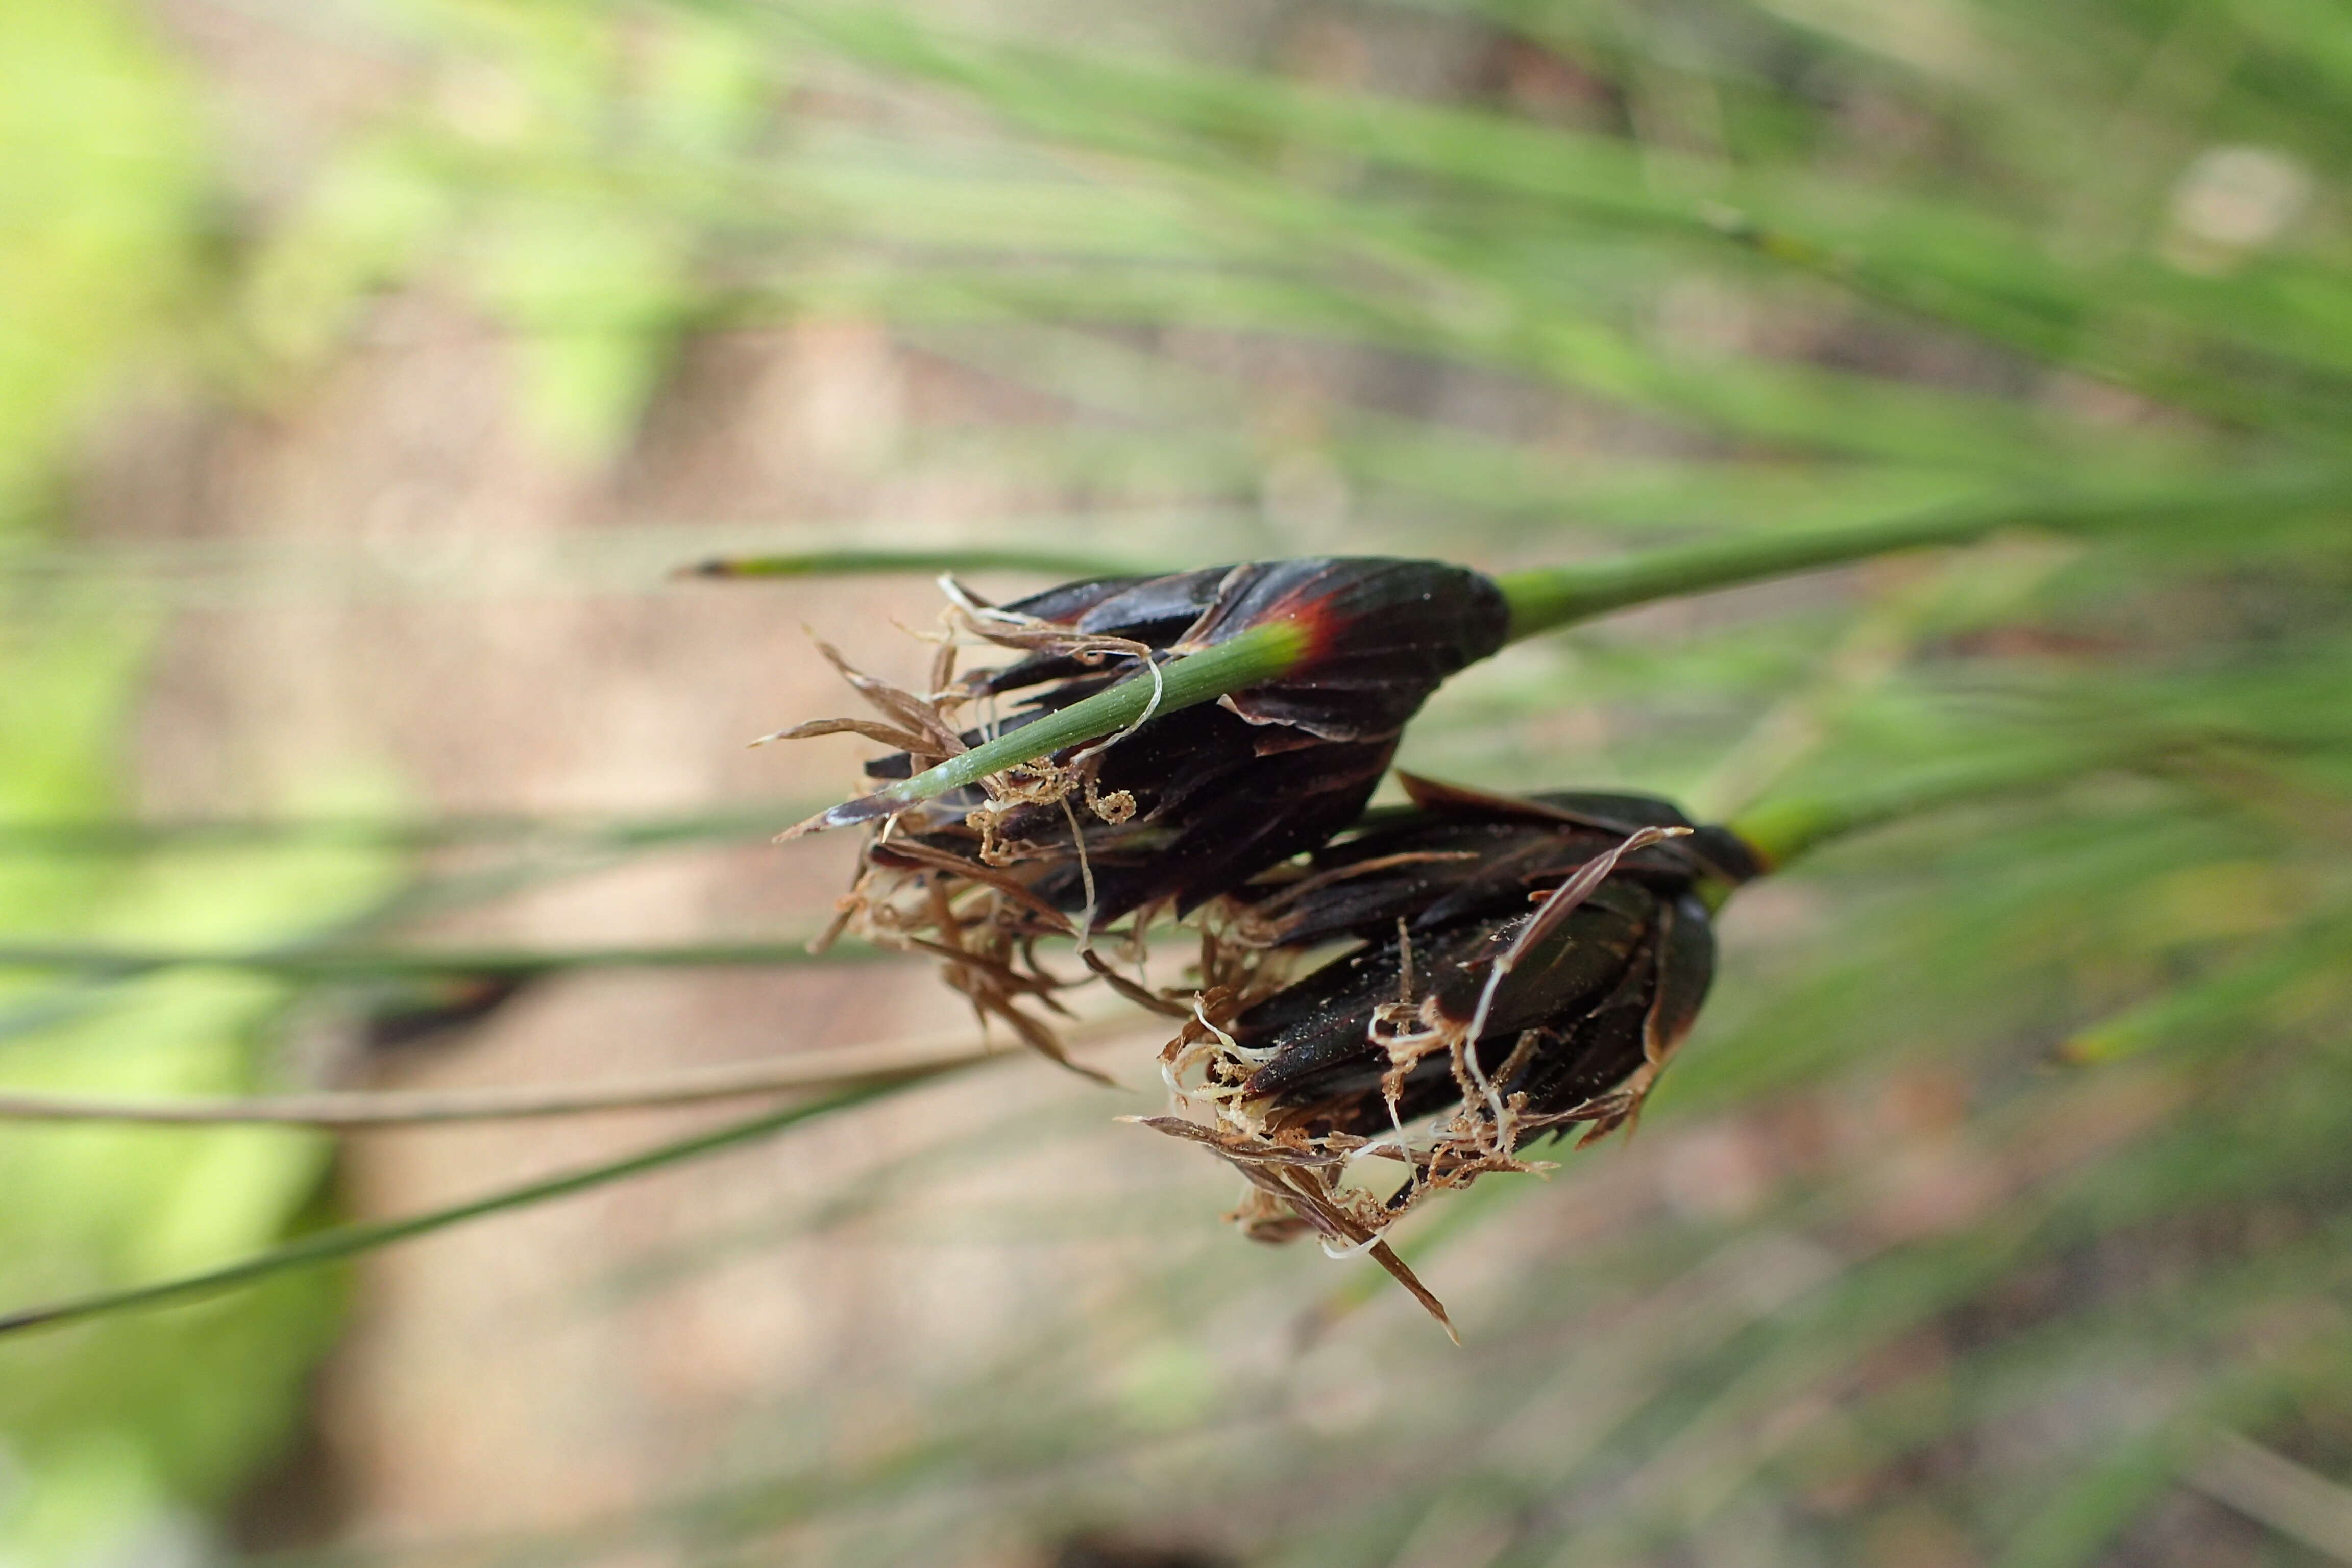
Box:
(871, 558, 1509, 923)
(797, 560, 1507, 1059)
(1144, 776, 1761, 1293)
(1234, 775, 1759, 1139)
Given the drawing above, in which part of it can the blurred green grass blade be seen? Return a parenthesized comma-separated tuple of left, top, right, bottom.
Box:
(1603, 1119, 2352, 1547)
(1824, 1230, 2352, 1514)
(1992, 1426, 2207, 1568)
(706, 253, 2149, 472)
(895, 324, 2019, 529)
(765, 4, 2352, 441)
(676, 544, 1165, 579)
(1498, 467, 2352, 639)
(0, 1022, 1065, 1125)
(0, 510, 1212, 600)
(0, 806, 852, 1050)
(1501, 1069, 2268, 1541)
(0, 799, 820, 855)
(1727, 744, 2156, 869)
(711, 19, 2115, 464)
(0, 1078, 930, 1338)
(0, 938, 893, 980)
(2187, 1431, 2352, 1561)
(2063, 910, 2352, 1063)
(788, 90, 2341, 429)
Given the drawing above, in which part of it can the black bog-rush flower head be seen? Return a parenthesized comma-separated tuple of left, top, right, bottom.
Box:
(1140, 776, 1761, 1322)
(783, 560, 1508, 1059)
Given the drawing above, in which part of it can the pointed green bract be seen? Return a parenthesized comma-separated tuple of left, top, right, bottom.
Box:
(788, 618, 1311, 831)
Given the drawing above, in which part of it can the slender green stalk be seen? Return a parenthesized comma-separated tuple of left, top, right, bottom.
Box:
(0, 938, 890, 981)
(1497, 472, 2352, 640)
(0, 802, 817, 856)
(1494, 511, 2007, 641)
(0, 1012, 1141, 1126)
(788, 619, 1309, 833)
(679, 546, 1161, 579)
(0, 1079, 933, 1337)
(1725, 747, 2136, 870)
(2061, 915, 2352, 1063)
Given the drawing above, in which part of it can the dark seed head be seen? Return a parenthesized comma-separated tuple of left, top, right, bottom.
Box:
(786, 560, 1506, 1064)
(1219, 774, 1759, 1145)
(864, 558, 1508, 928)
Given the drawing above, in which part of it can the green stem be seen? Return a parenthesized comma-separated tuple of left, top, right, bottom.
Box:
(0, 1079, 928, 1337)
(680, 546, 1160, 580)
(0, 939, 892, 981)
(1494, 472, 2352, 641)
(1725, 747, 2130, 871)
(1494, 514, 1992, 641)
(790, 619, 1309, 833)
(0, 802, 820, 856)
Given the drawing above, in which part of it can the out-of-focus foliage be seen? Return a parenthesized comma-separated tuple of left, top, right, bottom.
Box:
(0, 602, 401, 1556)
(6, 0, 2351, 1564)
(0, 606, 401, 1557)
(0, 629, 393, 1565)
(0, 11, 400, 1561)
(0, 3, 201, 519)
